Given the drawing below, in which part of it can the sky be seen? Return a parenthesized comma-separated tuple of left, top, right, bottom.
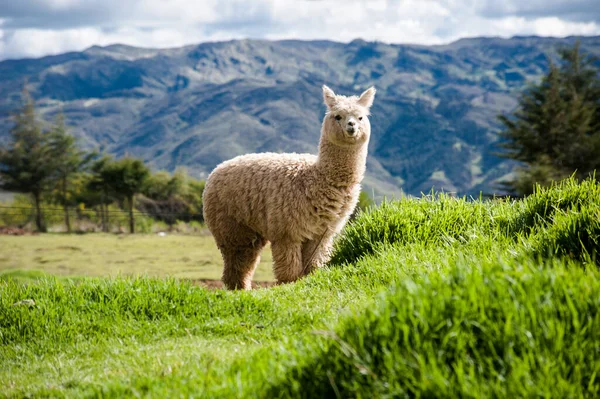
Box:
(0, 0, 599, 60)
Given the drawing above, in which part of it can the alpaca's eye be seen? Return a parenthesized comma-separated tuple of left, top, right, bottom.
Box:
(359, 117, 363, 121)
(335, 115, 342, 121)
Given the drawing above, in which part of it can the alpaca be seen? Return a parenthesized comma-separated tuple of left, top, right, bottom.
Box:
(202, 85, 376, 289)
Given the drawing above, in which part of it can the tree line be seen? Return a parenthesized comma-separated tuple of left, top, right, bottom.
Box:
(0, 89, 205, 233)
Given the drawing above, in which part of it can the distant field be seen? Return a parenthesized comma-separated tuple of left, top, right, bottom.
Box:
(0, 233, 275, 282)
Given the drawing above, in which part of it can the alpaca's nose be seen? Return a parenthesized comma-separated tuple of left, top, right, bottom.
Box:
(347, 121, 357, 135)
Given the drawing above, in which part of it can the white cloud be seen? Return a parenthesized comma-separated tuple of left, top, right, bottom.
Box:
(0, 0, 599, 60)
(1, 28, 102, 58)
(532, 17, 600, 36)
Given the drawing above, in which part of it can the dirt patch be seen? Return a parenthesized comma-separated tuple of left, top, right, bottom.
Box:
(191, 279, 278, 290)
(0, 227, 38, 236)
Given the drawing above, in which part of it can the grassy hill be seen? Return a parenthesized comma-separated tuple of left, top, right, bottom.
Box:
(1, 36, 599, 198)
(1, 177, 599, 397)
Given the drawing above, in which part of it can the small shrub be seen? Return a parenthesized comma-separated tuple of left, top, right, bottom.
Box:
(134, 215, 157, 234)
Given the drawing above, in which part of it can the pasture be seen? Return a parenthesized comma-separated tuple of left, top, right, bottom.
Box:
(1, 177, 599, 398)
(0, 233, 274, 283)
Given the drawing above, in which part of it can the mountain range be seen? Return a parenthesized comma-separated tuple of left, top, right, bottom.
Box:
(1, 35, 599, 199)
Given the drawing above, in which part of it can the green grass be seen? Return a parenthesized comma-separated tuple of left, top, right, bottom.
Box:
(1, 177, 599, 398)
(269, 255, 600, 398)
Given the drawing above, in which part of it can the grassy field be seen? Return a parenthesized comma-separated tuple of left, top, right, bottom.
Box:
(0, 233, 274, 282)
(1, 178, 599, 398)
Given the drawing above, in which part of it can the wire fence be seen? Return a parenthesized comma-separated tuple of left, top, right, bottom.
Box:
(0, 205, 205, 234)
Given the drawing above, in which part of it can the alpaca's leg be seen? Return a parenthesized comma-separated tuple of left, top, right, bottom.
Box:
(271, 241, 303, 283)
(212, 216, 266, 290)
(220, 244, 265, 290)
(301, 232, 336, 274)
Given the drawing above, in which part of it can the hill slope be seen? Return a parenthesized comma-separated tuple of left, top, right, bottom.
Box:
(1, 36, 599, 197)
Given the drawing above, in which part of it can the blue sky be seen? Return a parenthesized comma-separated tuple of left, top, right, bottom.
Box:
(0, 0, 599, 60)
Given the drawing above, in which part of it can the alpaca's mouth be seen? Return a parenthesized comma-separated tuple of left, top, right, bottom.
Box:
(345, 127, 356, 136)
(342, 130, 360, 143)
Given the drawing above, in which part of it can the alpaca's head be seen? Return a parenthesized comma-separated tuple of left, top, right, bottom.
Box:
(321, 85, 376, 148)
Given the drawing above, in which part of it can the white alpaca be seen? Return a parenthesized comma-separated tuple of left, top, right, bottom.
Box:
(202, 85, 376, 289)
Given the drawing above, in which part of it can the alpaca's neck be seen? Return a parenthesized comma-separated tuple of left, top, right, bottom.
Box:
(316, 138, 368, 187)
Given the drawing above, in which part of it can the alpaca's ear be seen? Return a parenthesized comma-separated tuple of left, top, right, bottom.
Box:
(322, 85, 337, 109)
(357, 86, 376, 109)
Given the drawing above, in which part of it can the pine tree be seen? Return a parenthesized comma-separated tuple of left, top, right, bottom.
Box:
(47, 113, 95, 232)
(557, 43, 600, 173)
(496, 42, 600, 195)
(0, 88, 54, 231)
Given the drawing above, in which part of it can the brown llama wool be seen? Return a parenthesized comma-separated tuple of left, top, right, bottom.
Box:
(202, 85, 376, 289)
